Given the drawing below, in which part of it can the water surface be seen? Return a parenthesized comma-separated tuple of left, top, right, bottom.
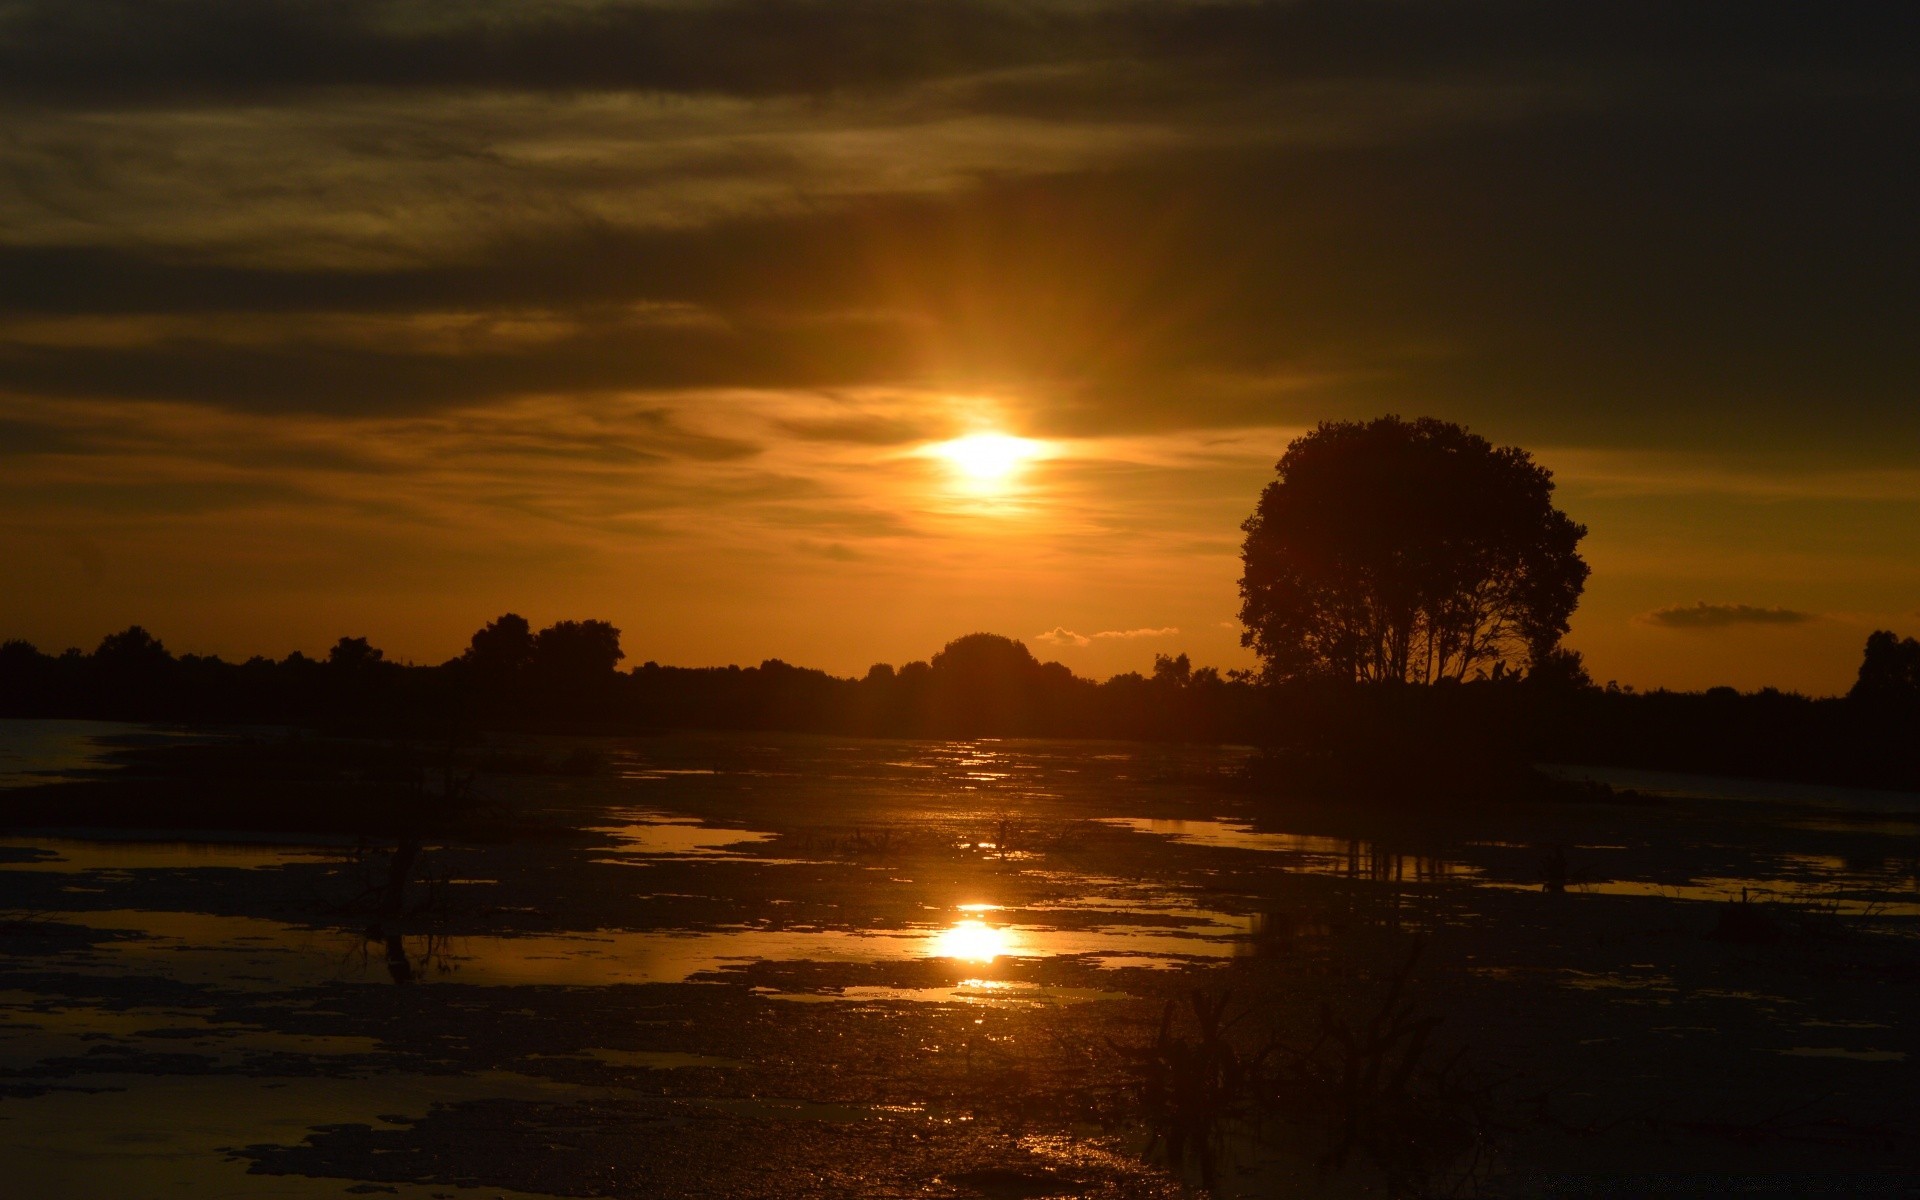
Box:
(4, 730, 1917, 1196)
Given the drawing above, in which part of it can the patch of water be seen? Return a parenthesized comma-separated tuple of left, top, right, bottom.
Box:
(0, 834, 350, 874)
(589, 808, 778, 860)
(1099, 817, 1477, 880)
(527, 1047, 742, 1070)
(691, 1095, 916, 1123)
(1775, 1046, 1907, 1062)
(1542, 764, 1920, 814)
(0, 719, 175, 789)
(34, 903, 1258, 990)
(1560, 968, 1676, 993)
(618, 768, 719, 781)
(0, 1069, 603, 1199)
(1691, 989, 1798, 1007)
(1790, 817, 1920, 838)
(0, 999, 382, 1071)
(757, 980, 1126, 1006)
(1477, 875, 1920, 918)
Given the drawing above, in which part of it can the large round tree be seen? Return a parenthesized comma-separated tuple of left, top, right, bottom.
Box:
(1239, 416, 1588, 684)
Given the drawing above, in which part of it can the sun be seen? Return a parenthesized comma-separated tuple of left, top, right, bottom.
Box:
(925, 432, 1044, 487)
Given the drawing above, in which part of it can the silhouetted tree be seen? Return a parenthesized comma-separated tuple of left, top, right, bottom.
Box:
(463, 613, 536, 680)
(317, 636, 403, 729)
(926, 633, 1086, 735)
(0, 639, 39, 665)
(0, 640, 52, 716)
(327, 637, 385, 670)
(1239, 416, 1589, 684)
(528, 619, 625, 722)
(455, 613, 537, 719)
(533, 619, 624, 679)
(1524, 645, 1593, 692)
(95, 625, 171, 671)
(1850, 630, 1920, 703)
(90, 625, 176, 716)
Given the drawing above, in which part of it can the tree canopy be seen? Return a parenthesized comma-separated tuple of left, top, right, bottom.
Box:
(1238, 416, 1589, 684)
(1850, 629, 1920, 703)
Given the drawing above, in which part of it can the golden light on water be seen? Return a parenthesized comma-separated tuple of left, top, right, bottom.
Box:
(929, 917, 1018, 963)
(922, 433, 1046, 492)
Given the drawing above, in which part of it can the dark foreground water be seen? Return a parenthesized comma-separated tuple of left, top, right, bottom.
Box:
(0, 719, 190, 789)
(2, 726, 1917, 1197)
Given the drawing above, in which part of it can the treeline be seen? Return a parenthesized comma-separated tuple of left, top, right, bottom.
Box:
(1270, 675, 1920, 796)
(1, 618, 1916, 793)
(0, 621, 1265, 742)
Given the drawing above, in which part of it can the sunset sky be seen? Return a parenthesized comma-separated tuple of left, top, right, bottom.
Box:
(1, 2, 1914, 694)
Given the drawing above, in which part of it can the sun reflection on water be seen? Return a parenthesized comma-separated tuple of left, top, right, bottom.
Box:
(929, 918, 1018, 963)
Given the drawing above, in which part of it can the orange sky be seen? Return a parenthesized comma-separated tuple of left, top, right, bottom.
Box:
(3, 388, 1912, 694)
(0, 2, 1915, 695)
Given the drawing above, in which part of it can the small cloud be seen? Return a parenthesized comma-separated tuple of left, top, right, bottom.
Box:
(1643, 602, 1818, 630)
(1035, 626, 1180, 647)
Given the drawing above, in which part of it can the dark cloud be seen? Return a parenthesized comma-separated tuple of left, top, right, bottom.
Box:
(0, 306, 920, 414)
(0, 417, 89, 456)
(0, 1, 1910, 462)
(0, 1, 1909, 107)
(0, 478, 319, 515)
(1644, 603, 1820, 630)
(0, 0, 1082, 105)
(5, 111, 1913, 457)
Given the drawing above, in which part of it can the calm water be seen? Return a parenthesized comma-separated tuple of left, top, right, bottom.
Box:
(0, 718, 160, 788)
(2, 727, 1917, 1196)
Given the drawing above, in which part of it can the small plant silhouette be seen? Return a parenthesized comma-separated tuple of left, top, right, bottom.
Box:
(1112, 988, 1260, 1190)
(1111, 940, 1499, 1195)
(1274, 939, 1497, 1194)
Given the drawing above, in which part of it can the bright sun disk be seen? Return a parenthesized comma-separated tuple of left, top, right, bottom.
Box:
(926, 432, 1043, 484)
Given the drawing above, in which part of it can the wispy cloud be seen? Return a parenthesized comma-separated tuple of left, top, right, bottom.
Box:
(1034, 627, 1090, 646)
(1035, 625, 1179, 647)
(1642, 602, 1819, 630)
(1549, 448, 1920, 504)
